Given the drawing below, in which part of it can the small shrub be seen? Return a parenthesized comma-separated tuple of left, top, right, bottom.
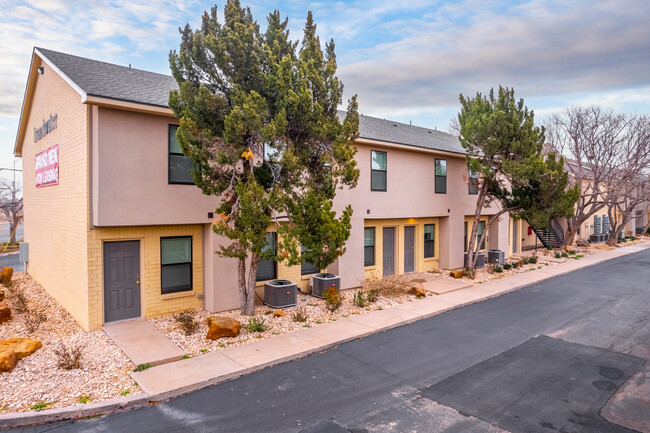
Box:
(353, 291, 366, 308)
(133, 363, 151, 372)
(554, 252, 561, 259)
(23, 309, 48, 333)
(12, 289, 29, 314)
(512, 261, 519, 269)
(174, 311, 199, 336)
(78, 395, 92, 404)
(503, 263, 512, 270)
(323, 287, 341, 312)
(245, 317, 266, 333)
(218, 343, 226, 348)
(561, 252, 569, 258)
(377, 306, 383, 310)
(528, 256, 538, 264)
(366, 289, 378, 303)
(182, 355, 191, 359)
(30, 402, 53, 412)
(53, 343, 83, 370)
(568, 250, 576, 255)
(200, 349, 208, 354)
(293, 307, 308, 323)
(119, 389, 131, 396)
(494, 265, 503, 273)
(463, 266, 476, 279)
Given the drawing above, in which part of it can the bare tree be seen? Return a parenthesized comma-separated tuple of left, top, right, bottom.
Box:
(546, 107, 648, 246)
(603, 115, 650, 245)
(0, 180, 23, 244)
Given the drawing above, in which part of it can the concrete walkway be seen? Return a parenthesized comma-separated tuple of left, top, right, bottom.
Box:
(131, 242, 650, 402)
(104, 319, 186, 367)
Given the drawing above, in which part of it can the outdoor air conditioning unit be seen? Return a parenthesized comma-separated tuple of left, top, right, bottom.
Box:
(310, 273, 341, 298)
(464, 253, 486, 269)
(487, 249, 504, 265)
(263, 280, 297, 308)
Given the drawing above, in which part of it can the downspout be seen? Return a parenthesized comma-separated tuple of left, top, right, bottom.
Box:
(87, 104, 94, 231)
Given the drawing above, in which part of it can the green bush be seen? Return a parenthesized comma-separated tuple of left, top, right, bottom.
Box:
(503, 263, 512, 270)
(529, 256, 538, 264)
(512, 261, 520, 268)
(568, 250, 576, 255)
(366, 289, 378, 303)
(353, 291, 366, 308)
(561, 252, 568, 258)
(244, 317, 266, 333)
(494, 265, 503, 273)
(554, 252, 561, 259)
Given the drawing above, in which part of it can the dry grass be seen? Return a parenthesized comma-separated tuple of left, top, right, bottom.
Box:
(362, 274, 414, 298)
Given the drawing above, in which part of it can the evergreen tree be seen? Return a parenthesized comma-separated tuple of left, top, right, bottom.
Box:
(458, 87, 579, 274)
(169, 2, 359, 315)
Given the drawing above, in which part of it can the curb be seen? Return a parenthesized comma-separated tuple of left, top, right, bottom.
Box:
(0, 394, 150, 430)
(1, 242, 647, 429)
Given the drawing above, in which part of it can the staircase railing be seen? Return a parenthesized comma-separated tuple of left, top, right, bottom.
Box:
(549, 219, 565, 246)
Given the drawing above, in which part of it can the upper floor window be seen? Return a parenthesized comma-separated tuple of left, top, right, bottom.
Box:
(169, 125, 194, 184)
(256, 232, 277, 281)
(435, 159, 447, 194)
(364, 227, 375, 266)
(161, 236, 193, 294)
(371, 150, 387, 191)
(424, 224, 435, 258)
(468, 169, 479, 195)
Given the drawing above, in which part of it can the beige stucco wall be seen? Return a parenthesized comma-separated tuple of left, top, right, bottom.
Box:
(20, 59, 92, 329)
(92, 107, 216, 227)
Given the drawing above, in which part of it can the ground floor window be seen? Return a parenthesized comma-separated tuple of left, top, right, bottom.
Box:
(477, 220, 486, 250)
(424, 224, 435, 258)
(161, 236, 192, 294)
(301, 245, 319, 275)
(257, 232, 277, 281)
(364, 227, 375, 266)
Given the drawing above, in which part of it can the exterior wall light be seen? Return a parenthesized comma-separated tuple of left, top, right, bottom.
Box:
(37, 67, 44, 74)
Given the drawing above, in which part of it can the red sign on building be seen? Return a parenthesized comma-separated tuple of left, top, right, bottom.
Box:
(35, 144, 59, 187)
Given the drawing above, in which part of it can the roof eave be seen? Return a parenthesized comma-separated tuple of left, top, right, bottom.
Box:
(14, 48, 88, 157)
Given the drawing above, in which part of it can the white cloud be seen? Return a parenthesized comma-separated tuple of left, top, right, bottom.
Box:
(0, 0, 199, 117)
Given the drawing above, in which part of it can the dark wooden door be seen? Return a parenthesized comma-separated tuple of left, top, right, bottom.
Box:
(104, 241, 141, 323)
(382, 227, 395, 277)
(404, 226, 415, 273)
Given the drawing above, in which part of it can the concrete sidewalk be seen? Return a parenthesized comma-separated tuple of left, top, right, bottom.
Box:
(130, 242, 650, 402)
(104, 319, 186, 367)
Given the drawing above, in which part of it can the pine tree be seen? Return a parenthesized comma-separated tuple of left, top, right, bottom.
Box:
(169, 2, 359, 315)
(458, 87, 579, 274)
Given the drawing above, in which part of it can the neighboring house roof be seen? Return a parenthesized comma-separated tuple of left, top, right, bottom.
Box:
(16, 47, 464, 156)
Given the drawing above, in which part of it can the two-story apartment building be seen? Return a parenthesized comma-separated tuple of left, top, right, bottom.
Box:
(15, 48, 511, 331)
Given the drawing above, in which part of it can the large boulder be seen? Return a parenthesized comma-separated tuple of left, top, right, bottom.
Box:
(0, 348, 17, 373)
(273, 309, 286, 318)
(0, 301, 10, 324)
(450, 269, 464, 279)
(575, 238, 590, 247)
(206, 316, 241, 340)
(0, 338, 42, 359)
(0, 267, 13, 285)
(411, 286, 427, 297)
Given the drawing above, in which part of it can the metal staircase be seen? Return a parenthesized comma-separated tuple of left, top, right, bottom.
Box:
(529, 219, 564, 249)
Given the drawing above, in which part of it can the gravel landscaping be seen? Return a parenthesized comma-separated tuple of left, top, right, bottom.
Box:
(0, 273, 140, 414)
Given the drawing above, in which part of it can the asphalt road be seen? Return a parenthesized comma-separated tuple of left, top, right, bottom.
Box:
(16, 249, 650, 433)
(0, 252, 23, 272)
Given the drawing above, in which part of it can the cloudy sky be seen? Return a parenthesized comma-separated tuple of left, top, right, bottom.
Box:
(1, 0, 649, 182)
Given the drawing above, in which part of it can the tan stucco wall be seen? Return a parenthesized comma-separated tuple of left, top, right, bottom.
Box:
(87, 225, 204, 330)
(92, 107, 216, 227)
(20, 60, 92, 329)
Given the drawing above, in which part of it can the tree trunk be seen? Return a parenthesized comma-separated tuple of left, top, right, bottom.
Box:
(562, 224, 578, 248)
(237, 251, 260, 316)
(9, 220, 18, 244)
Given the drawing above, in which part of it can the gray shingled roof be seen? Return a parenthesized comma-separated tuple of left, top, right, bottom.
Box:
(346, 112, 465, 154)
(37, 47, 464, 154)
(37, 47, 177, 108)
